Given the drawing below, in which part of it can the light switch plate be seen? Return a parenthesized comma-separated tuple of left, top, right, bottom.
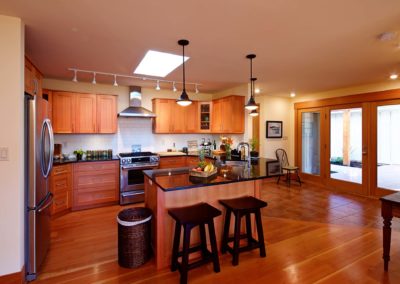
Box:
(0, 147, 9, 161)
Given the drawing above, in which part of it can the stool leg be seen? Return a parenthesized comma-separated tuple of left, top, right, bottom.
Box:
(277, 173, 281, 184)
(255, 210, 266, 258)
(180, 225, 191, 284)
(207, 221, 221, 273)
(199, 224, 208, 259)
(245, 213, 252, 245)
(171, 221, 181, 272)
(221, 209, 231, 254)
(232, 211, 241, 266)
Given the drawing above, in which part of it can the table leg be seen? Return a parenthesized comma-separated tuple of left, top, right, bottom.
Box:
(382, 202, 393, 271)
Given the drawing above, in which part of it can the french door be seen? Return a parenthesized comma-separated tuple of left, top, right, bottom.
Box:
(371, 99, 400, 196)
(296, 93, 400, 197)
(325, 104, 369, 195)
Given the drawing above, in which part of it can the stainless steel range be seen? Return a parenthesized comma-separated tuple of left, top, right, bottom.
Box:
(118, 152, 160, 205)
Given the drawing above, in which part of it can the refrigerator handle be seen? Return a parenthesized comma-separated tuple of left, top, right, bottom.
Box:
(37, 192, 53, 213)
(40, 119, 54, 179)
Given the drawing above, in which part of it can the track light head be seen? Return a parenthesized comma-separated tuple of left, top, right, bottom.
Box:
(173, 82, 177, 92)
(113, 75, 118, 87)
(156, 80, 161, 91)
(195, 84, 199, 94)
(72, 70, 78, 82)
(92, 72, 96, 84)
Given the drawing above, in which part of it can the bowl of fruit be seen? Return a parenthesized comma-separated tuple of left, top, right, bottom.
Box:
(189, 161, 217, 178)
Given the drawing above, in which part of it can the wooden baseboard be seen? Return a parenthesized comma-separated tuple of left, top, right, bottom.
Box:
(0, 265, 25, 284)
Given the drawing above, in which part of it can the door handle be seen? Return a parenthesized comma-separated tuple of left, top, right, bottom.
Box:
(38, 193, 53, 213)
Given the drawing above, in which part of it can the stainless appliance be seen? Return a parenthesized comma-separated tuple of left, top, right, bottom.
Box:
(118, 86, 156, 118)
(25, 93, 54, 281)
(118, 152, 159, 204)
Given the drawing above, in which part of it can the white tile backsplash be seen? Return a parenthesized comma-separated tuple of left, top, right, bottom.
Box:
(54, 117, 235, 154)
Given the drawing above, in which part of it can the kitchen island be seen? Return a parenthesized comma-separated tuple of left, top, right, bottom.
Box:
(144, 158, 275, 269)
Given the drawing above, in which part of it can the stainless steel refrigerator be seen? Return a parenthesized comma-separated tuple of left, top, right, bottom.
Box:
(25, 93, 54, 281)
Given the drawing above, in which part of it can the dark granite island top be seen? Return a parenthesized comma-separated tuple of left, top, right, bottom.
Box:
(144, 157, 276, 270)
(143, 157, 279, 191)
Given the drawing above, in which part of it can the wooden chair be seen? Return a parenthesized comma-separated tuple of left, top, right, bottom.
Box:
(275, 148, 302, 186)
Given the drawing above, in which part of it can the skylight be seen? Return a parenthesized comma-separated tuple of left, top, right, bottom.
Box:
(134, 50, 189, 77)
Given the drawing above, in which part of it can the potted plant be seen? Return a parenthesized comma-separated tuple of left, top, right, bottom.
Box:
(221, 136, 233, 160)
(249, 138, 259, 158)
(73, 149, 85, 161)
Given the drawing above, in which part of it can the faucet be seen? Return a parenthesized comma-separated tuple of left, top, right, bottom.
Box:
(237, 142, 251, 167)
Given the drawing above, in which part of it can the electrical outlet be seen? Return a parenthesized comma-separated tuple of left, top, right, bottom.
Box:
(0, 147, 9, 161)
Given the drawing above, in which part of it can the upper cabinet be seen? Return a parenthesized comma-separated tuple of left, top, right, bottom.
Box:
(153, 99, 199, 133)
(52, 91, 117, 134)
(152, 95, 244, 134)
(25, 57, 43, 97)
(97, 95, 117, 133)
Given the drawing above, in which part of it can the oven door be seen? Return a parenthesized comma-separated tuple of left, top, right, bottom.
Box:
(120, 165, 155, 192)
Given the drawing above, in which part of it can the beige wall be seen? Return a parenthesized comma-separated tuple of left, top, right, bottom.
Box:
(0, 16, 25, 276)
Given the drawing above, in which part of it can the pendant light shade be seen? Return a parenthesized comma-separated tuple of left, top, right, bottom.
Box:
(245, 54, 259, 111)
(177, 39, 192, 107)
(249, 109, 259, 117)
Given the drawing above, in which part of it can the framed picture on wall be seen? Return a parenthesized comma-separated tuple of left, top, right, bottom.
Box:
(266, 121, 283, 138)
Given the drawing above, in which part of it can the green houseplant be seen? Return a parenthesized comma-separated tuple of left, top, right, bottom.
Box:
(249, 138, 259, 158)
(73, 149, 85, 160)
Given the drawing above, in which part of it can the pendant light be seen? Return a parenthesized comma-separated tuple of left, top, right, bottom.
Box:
(176, 39, 192, 107)
(249, 110, 259, 117)
(245, 54, 258, 111)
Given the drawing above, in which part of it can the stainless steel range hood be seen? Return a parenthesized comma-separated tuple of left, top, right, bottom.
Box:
(118, 86, 156, 118)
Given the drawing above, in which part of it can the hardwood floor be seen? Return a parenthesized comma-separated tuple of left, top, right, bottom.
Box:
(36, 181, 400, 283)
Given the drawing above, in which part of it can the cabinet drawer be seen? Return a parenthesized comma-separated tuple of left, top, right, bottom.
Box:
(74, 189, 117, 207)
(74, 161, 118, 173)
(74, 172, 117, 190)
(52, 174, 70, 194)
(52, 164, 72, 176)
(159, 157, 187, 169)
(52, 191, 69, 214)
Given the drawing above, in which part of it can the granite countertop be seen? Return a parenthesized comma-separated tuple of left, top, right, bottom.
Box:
(53, 156, 120, 165)
(143, 157, 279, 191)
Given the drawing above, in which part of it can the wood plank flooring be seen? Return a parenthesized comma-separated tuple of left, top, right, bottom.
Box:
(36, 181, 400, 283)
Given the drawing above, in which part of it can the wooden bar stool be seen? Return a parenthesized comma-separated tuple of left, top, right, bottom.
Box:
(219, 196, 267, 266)
(168, 203, 221, 284)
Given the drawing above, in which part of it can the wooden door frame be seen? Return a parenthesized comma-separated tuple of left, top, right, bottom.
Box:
(370, 99, 400, 197)
(324, 103, 368, 196)
(294, 88, 400, 197)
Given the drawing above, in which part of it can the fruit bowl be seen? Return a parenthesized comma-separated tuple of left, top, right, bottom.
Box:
(189, 167, 217, 177)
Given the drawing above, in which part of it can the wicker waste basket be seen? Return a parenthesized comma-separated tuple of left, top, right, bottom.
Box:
(117, 207, 152, 268)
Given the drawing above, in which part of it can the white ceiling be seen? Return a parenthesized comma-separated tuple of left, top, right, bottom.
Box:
(1, 0, 400, 95)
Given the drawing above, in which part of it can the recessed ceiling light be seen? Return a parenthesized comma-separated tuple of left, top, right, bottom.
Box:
(254, 88, 260, 94)
(134, 50, 189, 77)
(290, 92, 296, 97)
(390, 73, 398, 80)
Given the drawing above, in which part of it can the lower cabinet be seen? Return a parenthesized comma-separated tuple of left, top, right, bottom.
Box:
(50, 164, 72, 216)
(72, 161, 119, 210)
(159, 156, 215, 169)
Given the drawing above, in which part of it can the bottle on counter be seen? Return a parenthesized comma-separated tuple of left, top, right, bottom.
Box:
(213, 140, 216, 150)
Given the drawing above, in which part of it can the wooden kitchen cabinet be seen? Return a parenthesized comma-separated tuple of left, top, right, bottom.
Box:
(75, 94, 97, 133)
(52, 91, 117, 134)
(212, 95, 245, 134)
(199, 102, 212, 133)
(153, 99, 174, 133)
(97, 95, 117, 133)
(24, 57, 43, 97)
(159, 156, 187, 169)
(184, 101, 199, 133)
(72, 161, 119, 210)
(50, 164, 72, 216)
(52, 92, 76, 133)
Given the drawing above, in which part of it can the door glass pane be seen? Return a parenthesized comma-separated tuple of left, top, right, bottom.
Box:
(378, 104, 400, 191)
(330, 108, 362, 183)
(302, 112, 320, 175)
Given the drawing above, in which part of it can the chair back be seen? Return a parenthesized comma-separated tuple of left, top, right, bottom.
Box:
(275, 148, 289, 167)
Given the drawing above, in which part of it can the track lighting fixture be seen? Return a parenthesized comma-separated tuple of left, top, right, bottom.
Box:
(68, 68, 201, 92)
(176, 39, 192, 107)
(92, 72, 96, 84)
(72, 70, 78, 82)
